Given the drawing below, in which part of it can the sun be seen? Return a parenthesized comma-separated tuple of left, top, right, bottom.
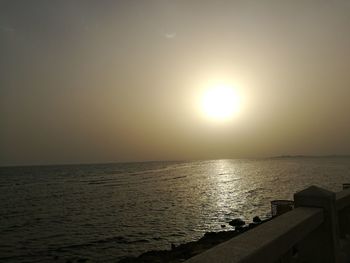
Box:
(201, 84, 241, 121)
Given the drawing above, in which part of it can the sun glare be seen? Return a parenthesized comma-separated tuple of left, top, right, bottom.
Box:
(201, 85, 241, 121)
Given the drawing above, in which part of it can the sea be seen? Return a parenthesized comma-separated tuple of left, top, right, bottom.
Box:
(1, 157, 350, 262)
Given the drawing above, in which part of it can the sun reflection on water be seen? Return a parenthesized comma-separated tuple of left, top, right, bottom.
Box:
(204, 160, 247, 223)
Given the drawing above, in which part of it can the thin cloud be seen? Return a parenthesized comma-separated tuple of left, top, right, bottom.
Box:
(165, 32, 176, 39)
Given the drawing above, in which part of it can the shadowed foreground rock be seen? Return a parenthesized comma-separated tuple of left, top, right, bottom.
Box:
(228, 218, 245, 227)
(118, 217, 271, 263)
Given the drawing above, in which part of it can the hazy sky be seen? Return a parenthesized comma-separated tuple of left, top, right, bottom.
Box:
(1, 0, 350, 166)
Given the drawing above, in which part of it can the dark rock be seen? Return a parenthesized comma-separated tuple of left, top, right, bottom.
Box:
(235, 225, 244, 231)
(117, 216, 273, 263)
(221, 224, 226, 228)
(228, 218, 245, 227)
(248, 223, 257, 229)
(253, 216, 262, 223)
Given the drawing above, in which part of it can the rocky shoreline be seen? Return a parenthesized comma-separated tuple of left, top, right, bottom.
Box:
(118, 216, 272, 263)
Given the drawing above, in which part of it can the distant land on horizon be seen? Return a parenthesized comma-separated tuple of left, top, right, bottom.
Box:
(270, 154, 350, 159)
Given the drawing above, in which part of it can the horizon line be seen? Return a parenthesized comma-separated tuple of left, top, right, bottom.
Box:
(1, 154, 350, 169)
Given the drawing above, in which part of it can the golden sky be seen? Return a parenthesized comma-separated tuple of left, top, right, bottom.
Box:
(1, 1, 350, 166)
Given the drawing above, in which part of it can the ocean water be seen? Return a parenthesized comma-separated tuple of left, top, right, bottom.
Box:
(1, 158, 350, 262)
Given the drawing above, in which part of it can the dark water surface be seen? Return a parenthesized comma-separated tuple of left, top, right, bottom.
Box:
(1, 158, 350, 262)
